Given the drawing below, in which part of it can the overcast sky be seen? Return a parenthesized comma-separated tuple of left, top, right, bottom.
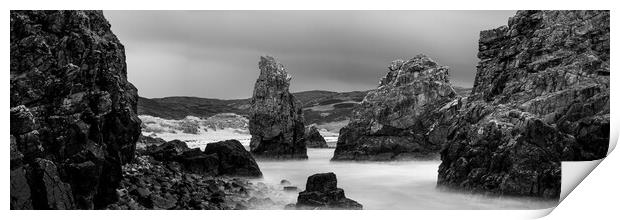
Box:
(105, 11, 516, 99)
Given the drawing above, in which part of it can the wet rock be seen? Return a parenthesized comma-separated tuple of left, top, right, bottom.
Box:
(438, 10, 610, 199)
(294, 172, 362, 210)
(304, 126, 329, 148)
(10, 10, 141, 209)
(204, 140, 263, 177)
(249, 56, 308, 159)
(333, 54, 459, 160)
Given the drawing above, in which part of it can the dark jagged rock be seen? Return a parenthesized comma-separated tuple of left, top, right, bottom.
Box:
(107, 156, 275, 210)
(249, 56, 308, 159)
(438, 10, 610, 199)
(304, 126, 329, 148)
(136, 134, 166, 150)
(10, 10, 141, 209)
(294, 172, 362, 210)
(144, 139, 262, 178)
(204, 140, 263, 177)
(146, 139, 190, 161)
(333, 54, 459, 161)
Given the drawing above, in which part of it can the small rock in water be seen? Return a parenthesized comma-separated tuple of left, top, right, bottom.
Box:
(283, 186, 298, 191)
(280, 179, 291, 185)
(293, 172, 363, 210)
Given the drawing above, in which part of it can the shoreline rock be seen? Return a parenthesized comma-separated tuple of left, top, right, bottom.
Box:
(10, 10, 141, 209)
(292, 172, 362, 210)
(249, 56, 308, 159)
(438, 10, 610, 199)
(333, 54, 459, 161)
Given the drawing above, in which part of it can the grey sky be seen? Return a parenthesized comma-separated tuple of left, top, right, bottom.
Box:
(104, 10, 516, 99)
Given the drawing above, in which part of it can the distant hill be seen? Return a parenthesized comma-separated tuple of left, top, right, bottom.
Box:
(138, 87, 470, 126)
(138, 90, 370, 121)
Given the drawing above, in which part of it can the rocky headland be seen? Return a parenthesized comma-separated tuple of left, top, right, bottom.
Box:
(10, 10, 142, 209)
(438, 10, 610, 199)
(249, 56, 308, 159)
(332, 54, 460, 161)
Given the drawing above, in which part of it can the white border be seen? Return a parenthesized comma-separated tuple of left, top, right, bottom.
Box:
(3, 1, 616, 219)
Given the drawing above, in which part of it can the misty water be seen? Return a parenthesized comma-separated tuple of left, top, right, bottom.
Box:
(251, 146, 558, 210)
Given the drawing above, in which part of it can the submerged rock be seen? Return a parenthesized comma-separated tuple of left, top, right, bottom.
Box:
(249, 56, 308, 159)
(294, 172, 362, 210)
(333, 54, 459, 161)
(304, 126, 329, 148)
(10, 10, 141, 209)
(438, 10, 610, 199)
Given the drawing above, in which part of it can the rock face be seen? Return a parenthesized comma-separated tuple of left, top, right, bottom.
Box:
(438, 10, 610, 199)
(10, 11, 141, 209)
(294, 173, 362, 210)
(304, 126, 329, 148)
(333, 54, 459, 160)
(145, 140, 262, 177)
(249, 56, 308, 159)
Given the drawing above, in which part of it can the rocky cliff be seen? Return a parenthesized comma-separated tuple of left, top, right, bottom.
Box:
(10, 10, 141, 209)
(332, 54, 460, 160)
(438, 10, 610, 199)
(249, 56, 307, 159)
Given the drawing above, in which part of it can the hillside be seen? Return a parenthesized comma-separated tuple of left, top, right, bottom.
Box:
(138, 88, 471, 129)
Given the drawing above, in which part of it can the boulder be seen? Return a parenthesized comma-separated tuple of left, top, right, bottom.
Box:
(10, 10, 141, 209)
(136, 134, 166, 149)
(305, 126, 329, 148)
(249, 56, 308, 159)
(204, 140, 263, 177)
(438, 10, 610, 199)
(146, 139, 190, 161)
(333, 54, 460, 160)
(294, 172, 362, 210)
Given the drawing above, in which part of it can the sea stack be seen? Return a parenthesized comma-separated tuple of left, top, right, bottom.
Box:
(332, 54, 460, 161)
(305, 126, 329, 148)
(249, 56, 308, 159)
(438, 10, 610, 199)
(10, 11, 142, 209)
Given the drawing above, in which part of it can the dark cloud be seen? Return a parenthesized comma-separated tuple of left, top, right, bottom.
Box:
(104, 10, 516, 99)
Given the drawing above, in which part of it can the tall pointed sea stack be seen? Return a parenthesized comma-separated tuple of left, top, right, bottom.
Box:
(10, 11, 141, 209)
(249, 56, 308, 159)
(438, 10, 610, 199)
(332, 54, 460, 161)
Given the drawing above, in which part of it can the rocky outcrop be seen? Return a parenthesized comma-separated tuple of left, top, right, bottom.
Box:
(333, 54, 459, 160)
(107, 156, 274, 210)
(304, 126, 329, 148)
(10, 11, 141, 209)
(249, 56, 307, 159)
(135, 134, 166, 150)
(292, 172, 362, 210)
(145, 139, 262, 177)
(438, 10, 610, 199)
(204, 140, 263, 177)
